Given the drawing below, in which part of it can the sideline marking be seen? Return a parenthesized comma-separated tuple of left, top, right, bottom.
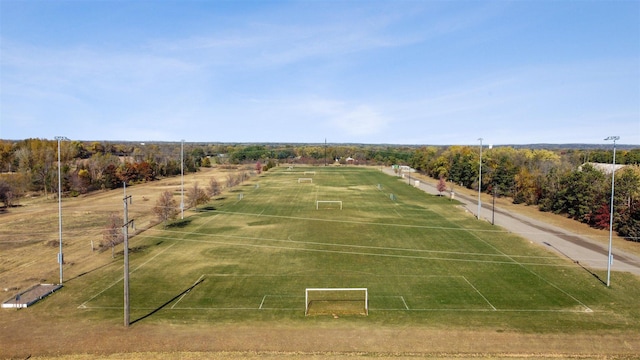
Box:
(78, 242, 177, 309)
(463, 276, 497, 311)
(400, 296, 409, 310)
(171, 274, 205, 309)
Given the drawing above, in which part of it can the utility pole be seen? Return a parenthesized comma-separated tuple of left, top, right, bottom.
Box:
(123, 182, 134, 327)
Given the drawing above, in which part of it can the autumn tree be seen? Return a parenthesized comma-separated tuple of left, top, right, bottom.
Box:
(207, 177, 222, 197)
(101, 213, 124, 258)
(437, 176, 447, 196)
(0, 180, 14, 208)
(153, 190, 178, 227)
(187, 182, 210, 211)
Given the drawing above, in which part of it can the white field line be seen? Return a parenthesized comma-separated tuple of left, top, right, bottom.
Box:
(76, 304, 591, 314)
(208, 198, 592, 246)
(259, 294, 300, 310)
(143, 226, 559, 261)
(211, 209, 514, 234)
(465, 230, 593, 312)
(462, 276, 497, 311)
(136, 232, 574, 268)
(373, 308, 591, 313)
(76, 270, 595, 314)
(77, 242, 177, 309)
(400, 296, 409, 310)
(171, 274, 205, 309)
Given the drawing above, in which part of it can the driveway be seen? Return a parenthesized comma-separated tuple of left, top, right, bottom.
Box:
(384, 168, 640, 278)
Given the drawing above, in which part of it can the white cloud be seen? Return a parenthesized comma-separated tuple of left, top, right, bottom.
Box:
(328, 105, 388, 137)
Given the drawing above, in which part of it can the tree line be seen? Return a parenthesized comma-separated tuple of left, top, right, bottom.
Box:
(0, 139, 414, 206)
(1, 138, 638, 242)
(409, 146, 640, 242)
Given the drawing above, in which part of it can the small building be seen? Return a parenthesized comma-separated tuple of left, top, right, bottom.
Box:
(579, 162, 626, 175)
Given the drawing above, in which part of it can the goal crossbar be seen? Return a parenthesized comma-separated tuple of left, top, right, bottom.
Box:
(305, 288, 368, 316)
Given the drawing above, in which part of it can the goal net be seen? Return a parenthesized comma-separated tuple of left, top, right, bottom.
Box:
(316, 200, 342, 210)
(305, 288, 368, 316)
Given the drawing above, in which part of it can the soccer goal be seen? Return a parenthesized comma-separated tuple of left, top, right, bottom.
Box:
(298, 178, 313, 183)
(304, 171, 316, 176)
(316, 200, 342, 210)
(305, 288, 368, 316)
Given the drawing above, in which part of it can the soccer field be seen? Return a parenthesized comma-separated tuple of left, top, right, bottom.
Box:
(76, 166, 640, 330)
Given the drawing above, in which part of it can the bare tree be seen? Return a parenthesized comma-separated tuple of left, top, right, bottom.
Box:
(101, 213, 124, 258)
(207, 177, 221, 197)
(226, 174, 239, 188)
(187, 182, 210, 211)
(153, 190, 178, 227)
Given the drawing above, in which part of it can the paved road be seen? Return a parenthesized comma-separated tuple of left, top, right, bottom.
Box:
(384, 168, 640, 278)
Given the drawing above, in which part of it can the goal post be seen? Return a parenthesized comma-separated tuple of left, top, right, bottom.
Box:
(316, 200, 342, 210)
(303, 171, 316, 175)
(305, 288, 368, 316)
(298, 178, 313, 183)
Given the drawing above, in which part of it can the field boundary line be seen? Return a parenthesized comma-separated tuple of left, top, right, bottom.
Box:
(462, 276, 497, 311)
(211, 209, 513, 233)
(465, 230, 593, 312)
(171, 274, 205, 309)
(400, 296, 409, 310)
(138, 233, 575, 267)
(142, 227, 561, 260)
(77, 242, 177, 309)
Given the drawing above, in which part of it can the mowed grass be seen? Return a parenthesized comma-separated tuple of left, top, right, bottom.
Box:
(69, 166, 640, 332)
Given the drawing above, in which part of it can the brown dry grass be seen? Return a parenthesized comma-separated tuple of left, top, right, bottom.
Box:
(2, 166, 640, 360)
(1, 167, 247, 293)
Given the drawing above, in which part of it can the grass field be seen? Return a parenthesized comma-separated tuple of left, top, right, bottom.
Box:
(3, 165, 640, 359)
(62, 166, 640, 333)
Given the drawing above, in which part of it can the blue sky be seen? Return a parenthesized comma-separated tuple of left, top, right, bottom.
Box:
(1, 0, 638, 145)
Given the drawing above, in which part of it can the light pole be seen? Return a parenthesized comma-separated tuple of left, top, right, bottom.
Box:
(181, 139, 185, 219)
(477, 138, 483, 220)
(605, 135, 619, 287)
(55, 136, 69, 285)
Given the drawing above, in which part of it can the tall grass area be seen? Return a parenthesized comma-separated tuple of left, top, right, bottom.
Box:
(70, 166, 640, 333)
